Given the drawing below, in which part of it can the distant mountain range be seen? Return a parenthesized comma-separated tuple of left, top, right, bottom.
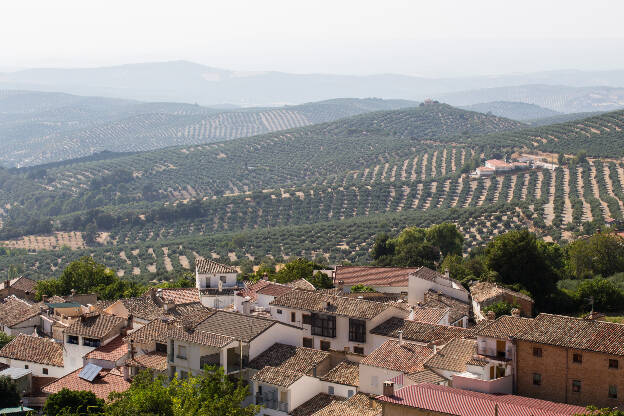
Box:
(460, 101, 561, 121)
(2, 61, 624, 110)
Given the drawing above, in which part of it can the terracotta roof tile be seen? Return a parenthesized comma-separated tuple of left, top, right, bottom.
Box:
(476, 315, 535, 340)
(126, 351, 168, 371)
(290, 393, 336, 416)
(470, 281, 533, 304)
(195, 258, 237, 274)
(361, 340, 433, 373)
(0, 334, 63, 367)
(422, 290, 469, 324)
(85, 336, 128, 362)
(115, 291, 207, 321)
(370, 317, 471, 344)
(42, 368, 130, 401)
(194, 310, 277, 343)
(0, 296, 40, 327)
(158, 288, 200, 304)
(125, 319, 172, 344)
(424, 338, 476, 372)
(247, 343, 329, 374)
(410, 306, 449, 324)
(376, 383, 585, 416)
(319, 361, 359, 386)
(7, 276, 37, 293)
(271, 289, 400, 320)
(292, 393, 381, 416)
(251, 366, 304, 387)
(66, 313, 125, 339)
(406, 369, 447, 384)
(334, 266, 420, 287)
(287, 279, 316, 291)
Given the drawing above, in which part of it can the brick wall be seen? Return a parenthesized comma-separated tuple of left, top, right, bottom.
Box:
(517, 340, 624, 408)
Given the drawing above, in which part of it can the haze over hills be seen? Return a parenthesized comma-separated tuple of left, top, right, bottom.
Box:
(6, 103, 624, 278)
(459, 101, 561, 121)
(0, 90, 418, 167)
(3, 61, 624, 108)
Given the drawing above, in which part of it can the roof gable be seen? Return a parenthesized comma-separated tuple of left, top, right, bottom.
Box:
(195, 258, 237, 274)
(0, 334, 63, 367)
(361, 340, 433, 373)
(334, 266, 420, 287)
(370, 317, 470, 344)
(0, 296, 40, 327)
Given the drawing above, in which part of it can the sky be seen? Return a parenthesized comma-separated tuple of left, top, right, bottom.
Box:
(2, 0, 624, 77)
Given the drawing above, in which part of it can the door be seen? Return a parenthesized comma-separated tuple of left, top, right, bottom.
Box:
(496, 340, 506, 358)
(489, 366, 495, 379)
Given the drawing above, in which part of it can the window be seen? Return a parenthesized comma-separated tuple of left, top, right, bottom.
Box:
(24, 365, 29, 370)
(42, 368, 48, 375)
(177, 345, 187, 360)
(573, 353, 582, 364)
(303, 337, 313, 348)
(156, 342, 167, 353)
(280, 391, 288, 403)
(610, 359, 619, 369)
(277, 309, 283, 315)
(609, 385, 618, 399)
(311, 314, 336, 338)
(291, 312, 296, 323)
(532, 373, 541, 386)
(180, 370, 188, 379)
(533, 347, 542, 357)
(353, 346, 364, 355)
(348, 319, 366, 343)
(302, 314, 312, 325)
(83, 337, 101, 348)
(328, 386, 334, 395)
(67, 335, 79, 345)
(320, 340, 331, 351)
(572, 380, 581, 393)
(220, 276, 227, 283)
(347, 390, 354, 398)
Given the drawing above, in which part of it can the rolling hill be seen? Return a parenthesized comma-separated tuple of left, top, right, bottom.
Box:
(460, 101, 560, 121)
(0, 91, 418, 167)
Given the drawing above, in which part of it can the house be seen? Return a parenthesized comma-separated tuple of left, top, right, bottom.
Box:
(473, 166, 495, 177)
(195, 258, 239, 308)
(512, 313, 624, 408)
(166, 310, 302, 380)
(123, 318, 173, 378)
(39, 300, 85, 339)
(270, 289, 409, 354)
(234, 279, 294, 315)
(359, 339, 434, 395)
(470, 281, 534, 320)
(0, 277, 37, 301)
(369, 316, 471, 351)
(0, 296, 41, 336)
(291, 393, 381, 416)
(375, 383, 585, 416)
(83, 336, 128, 370)
(333, 266, 422, 293)
(42, 367, 130, 401)
(0, 367, 32, 395)
(0, 334, 65, 377)
(407, 267, 469, 306)
(485, 159, 513, 172)
(247, 343, 332, 414)
(318, 360, 360, 398)
(422, 290, 470, 327)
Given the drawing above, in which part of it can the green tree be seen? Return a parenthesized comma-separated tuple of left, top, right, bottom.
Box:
(482, 301, 518, 318)
(425, 222, 464, 257)
(0, 332, 14, 349)
(44, 389, 105, 416)
(350, 284, 375, 293)
(274, 258, 322, 284)
(308, 272, 333, 289)
(566, 233, 624, 279)
(83, 222, 99, 246)
(575, 278, 624, 312)
(557, 152, 566, 165)
(575, 406, 624, 415)
(0, 376, 20, 408)
(107, 372, 173, 416)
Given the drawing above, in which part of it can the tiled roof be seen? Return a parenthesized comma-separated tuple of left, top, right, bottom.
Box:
(319, 361, 359, 386)
(271, 289, 399, 320)
(287, 279, 316, 291)
(423, 290, 470, 324)
(0, 334, 63, 367)
(292, 393, 381, 416)
(425, 338, 476, 373)
(361, 340, 433, 373)
(370, 317, 470, 344)
(116, 291, 207, 321)
(251, 365, 304, 387)
(195, 258, 237, 274)
(516, 313, 624, 356)
(247, 343, 329, 374)
(406, 369, 447, 384)
(334, 266, 420, 287)
(158, 288, 200, 304)
(168, 324, 235, 348)
(470, 281, 533, 304)
(194, 310, 277, 343)
(42, 368, 130, 401)
(66, 313, 125, 339)
(238, 280, 293, 301)
(0, 296, 40, 327)
(291, 393, 336, 416)
(466, 357, 489, 367)
(476, 315, 535, 339)
(411, 306, 449, 324)
(7, 276, 37, 293)
(376, 383, 585, 416)
(125, 319, 172, 344)
(126, 351, 168, 371)
(85, 336, 128, 362)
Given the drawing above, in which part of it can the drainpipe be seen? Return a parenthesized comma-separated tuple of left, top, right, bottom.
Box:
(511, 337, 517, 394)
(240, 340, 244, 383)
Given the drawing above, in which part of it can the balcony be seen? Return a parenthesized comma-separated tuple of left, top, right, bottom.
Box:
(200, 353, 220, 369)
(255, 395, 288, 412)
(452, 373, 513, 395)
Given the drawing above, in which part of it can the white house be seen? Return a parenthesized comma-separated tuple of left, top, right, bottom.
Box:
(485, 159, 513, 172)
(0, 296, 41, 336)
(269, 289, 409, 355)
(0, 334, 67, 378)
(195, 258, 239, 308)
(234, 280, 294, 314)
(407, 267, 469, 305)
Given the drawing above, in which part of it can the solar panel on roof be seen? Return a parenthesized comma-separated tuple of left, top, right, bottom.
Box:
(78, 363, 102, 382)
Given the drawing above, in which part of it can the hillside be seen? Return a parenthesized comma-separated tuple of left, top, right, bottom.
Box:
(460, 101, 560, 121)
(0, 92, 418, 167)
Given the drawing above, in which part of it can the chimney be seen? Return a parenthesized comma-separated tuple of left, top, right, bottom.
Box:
(263, 272, 269, 281)
(163, 300, 175, 312)
(486, 310, 496, 320)
(511, 308, 520, 318)
(218, 280, 223, 293)
(433, 344, 437, 355)
(398, 330, 404, 346)
(129, 340, 135, 359)
(337, 280, 344, 292)
(444, 269, 450, 279)
(70, 289, 76, 298)
(127, 314, 134, 330)
(382, 381, 394, 397)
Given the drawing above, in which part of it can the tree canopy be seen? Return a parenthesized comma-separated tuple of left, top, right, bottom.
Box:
(0, 376, 20, 409)
(43, 389, 105, 416)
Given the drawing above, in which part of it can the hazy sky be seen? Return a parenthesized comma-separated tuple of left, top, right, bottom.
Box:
(2, 0, 624, 76)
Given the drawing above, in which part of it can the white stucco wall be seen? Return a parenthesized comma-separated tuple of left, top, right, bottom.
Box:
(248, 324, 302, 361)
(319, 380, 357, 398)
(3, 315, 40, 336)
(358, 363, 402, 395)
(408, 274, 469, 305)
(0, 359, 67, 378)
(195, 272, 237, 289)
